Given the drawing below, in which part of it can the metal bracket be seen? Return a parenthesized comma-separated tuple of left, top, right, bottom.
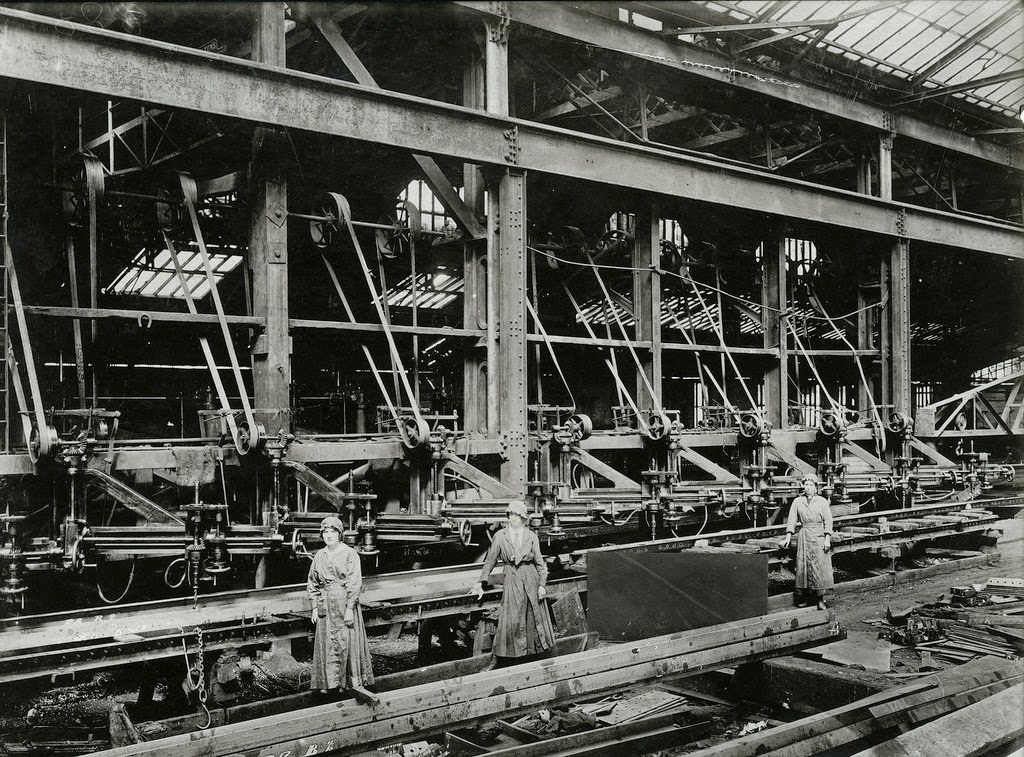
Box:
(498, 431, 528, 461)
(487, 2, 511, 44)
(882, 111, 897, 136)
(502, 126, 520, 166)
(267, 201, 288, 228)
(895, 207, 907, 238)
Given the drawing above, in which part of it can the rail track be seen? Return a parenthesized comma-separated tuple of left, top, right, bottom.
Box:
(0, 497, 1012, 685)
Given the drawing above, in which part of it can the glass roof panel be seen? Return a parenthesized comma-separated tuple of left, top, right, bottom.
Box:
(680, 0, 1024, 116)
(107, 245, 243, 300)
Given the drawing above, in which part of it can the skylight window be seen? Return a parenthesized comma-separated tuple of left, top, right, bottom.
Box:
(106, 244, 243, 300)
(385, 272, 464, 310)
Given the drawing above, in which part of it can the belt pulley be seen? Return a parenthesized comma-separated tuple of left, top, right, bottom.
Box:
(160, 172, 265, 455)
(311, 192, 430, 450)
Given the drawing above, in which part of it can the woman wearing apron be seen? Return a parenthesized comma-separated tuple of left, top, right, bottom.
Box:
(307, 516, 374, 694)
(782, 475, 834, 610)
(470, 500, 555, 665)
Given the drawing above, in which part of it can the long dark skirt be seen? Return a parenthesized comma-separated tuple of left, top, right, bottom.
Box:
(310, 587, 374, 690)
(493, 563, 555, 658)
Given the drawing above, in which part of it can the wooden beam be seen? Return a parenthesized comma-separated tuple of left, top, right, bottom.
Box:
(682, 126, 749, 149)
(100, 609, 837, 756)
(20, 304, 263, 327)
(537, 85, 623, 120)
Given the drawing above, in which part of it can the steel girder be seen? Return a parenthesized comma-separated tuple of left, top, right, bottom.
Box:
(0, 8, 1021, 258)
(465, 2, 1022, 169)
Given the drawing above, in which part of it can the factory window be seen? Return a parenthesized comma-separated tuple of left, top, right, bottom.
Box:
(913, 382, 937, 411)
(660, 219, 687, 250)
(398, 179, 460, 233)
(752, 239, 818, 275)
(972, 357, 1024, 383)
(607, 211, 635, 235)
(106, 244, 243, 299)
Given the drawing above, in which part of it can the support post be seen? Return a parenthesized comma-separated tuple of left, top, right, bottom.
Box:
(889, 238, 911, 416)
(462, 38, 488, 435)
(763, 227, 788, 428)
(495, 169, 528, 492)
(249, 4, 290, 435)
(878, 130, 894, 201)
(633, 203, 661, 408)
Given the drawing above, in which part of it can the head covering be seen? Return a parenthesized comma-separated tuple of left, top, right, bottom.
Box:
(320, 515, 344, 534)
(505, 500, 529, 519)
(801, 474, 820, 486)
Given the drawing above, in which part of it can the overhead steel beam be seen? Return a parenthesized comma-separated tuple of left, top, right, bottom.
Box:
(897, 68, 1024, 106)
(457, 2, 1020, 169)
(659, 19, 837, 35)
(911, 5, 1023, 85)
(0, 9, 1021, 259)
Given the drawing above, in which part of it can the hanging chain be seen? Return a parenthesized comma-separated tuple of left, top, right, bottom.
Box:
(181, 626, 212, 728)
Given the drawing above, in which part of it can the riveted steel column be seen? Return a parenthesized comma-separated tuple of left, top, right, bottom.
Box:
(249, 3, 290, 434)
(889, 238, 911, 416)
(495, 169, 528, 491)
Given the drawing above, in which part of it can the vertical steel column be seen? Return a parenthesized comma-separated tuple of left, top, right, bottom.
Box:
(633, 203, 661, 407)
(462, 39, 488, 435)
(889, 238, 911, 415)
(762, 227, 788, 429)
(496, 169, 528, 491)
(485, 12, 510, 444)
(876, 122, 910, 417)
(249, 3, 290, 435)
(878, 129, 893, 202)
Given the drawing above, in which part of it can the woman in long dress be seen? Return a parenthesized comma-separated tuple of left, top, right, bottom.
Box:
(307, 516, 374, 693)
(470, 500, 555, 664)
(782, 475, 834, 610)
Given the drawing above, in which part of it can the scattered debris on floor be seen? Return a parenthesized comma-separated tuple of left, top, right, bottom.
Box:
(863, 574, 1024, 672)
(683, 656, 1024, 756)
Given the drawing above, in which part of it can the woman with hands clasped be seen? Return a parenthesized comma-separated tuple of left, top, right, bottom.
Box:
(782, 475, 834, 611)
(307, 516, 374, 695)
(469, 500, 555, 664)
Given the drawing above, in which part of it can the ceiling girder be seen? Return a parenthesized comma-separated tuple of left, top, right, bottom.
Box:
(0, 7, 1020, 259)
(455, 2, 1021, 169)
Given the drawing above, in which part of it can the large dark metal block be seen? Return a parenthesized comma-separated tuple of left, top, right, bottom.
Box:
(587, 551, 768, 640)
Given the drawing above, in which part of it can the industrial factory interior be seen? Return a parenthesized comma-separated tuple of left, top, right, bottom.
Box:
(0, 1, 1022, 755)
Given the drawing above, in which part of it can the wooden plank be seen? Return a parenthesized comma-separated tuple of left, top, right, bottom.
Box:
(105, 611, 834, 756)
(851, 683, 1024, 757)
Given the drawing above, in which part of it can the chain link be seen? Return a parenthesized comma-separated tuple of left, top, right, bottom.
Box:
(180, 626, 212, 728)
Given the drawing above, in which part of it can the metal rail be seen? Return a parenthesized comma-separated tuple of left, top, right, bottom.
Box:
(0, 499, 1005, 684)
